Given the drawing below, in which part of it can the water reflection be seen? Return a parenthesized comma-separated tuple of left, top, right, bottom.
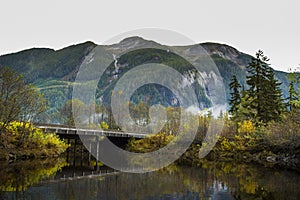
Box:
(0, 160, 299, 200)
(0, 159, 67, 192)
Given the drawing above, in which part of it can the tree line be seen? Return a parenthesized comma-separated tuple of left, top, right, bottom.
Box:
(229, 50, 299, 128)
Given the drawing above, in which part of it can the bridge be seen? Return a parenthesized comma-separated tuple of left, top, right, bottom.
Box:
(35, 124, 148, 169)
(37, 125, 148, 139)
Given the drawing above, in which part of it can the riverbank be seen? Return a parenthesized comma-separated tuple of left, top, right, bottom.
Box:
(178, 142, 300, 170)
(0, 122, 69, 161)
(127, 133, 300, 170)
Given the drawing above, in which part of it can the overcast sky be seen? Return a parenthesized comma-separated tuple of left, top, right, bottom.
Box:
(1, 0, 299, 72)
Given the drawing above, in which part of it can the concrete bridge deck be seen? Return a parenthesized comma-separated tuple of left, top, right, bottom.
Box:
(37, 125, 147, 139)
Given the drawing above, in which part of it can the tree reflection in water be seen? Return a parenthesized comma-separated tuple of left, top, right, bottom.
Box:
(0, 161, 299, 200)
(0, 158, 67, 196)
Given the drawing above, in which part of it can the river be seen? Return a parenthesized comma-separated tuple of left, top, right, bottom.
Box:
(0, 157, 299, 200)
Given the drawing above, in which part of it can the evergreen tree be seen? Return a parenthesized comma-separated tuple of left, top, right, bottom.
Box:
(245, 50, 284, 126)
(287, 81, 299, 111)
(237, 85, 255, 121)
(287, 68, 300, 110)
(229, 75, 241, 120)
(263, 67, 285, 121)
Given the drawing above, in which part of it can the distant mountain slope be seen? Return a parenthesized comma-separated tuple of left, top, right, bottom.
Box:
(0, 37, 291, 123)
(0, 41, 96, 82)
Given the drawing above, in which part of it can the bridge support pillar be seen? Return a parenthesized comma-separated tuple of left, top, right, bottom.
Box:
(96, 137, 100, 171)
(80, 143, 84, 166)
(88, 142, 92, 165)
(73, 138, 77, 167)
(66, 138, 70, 163)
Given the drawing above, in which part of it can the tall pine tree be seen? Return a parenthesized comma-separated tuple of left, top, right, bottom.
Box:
(245, 50, 284, 126)
(287, 81, 299, 111)
(264, 67, 285, 122)
(229, 75, 241, 120)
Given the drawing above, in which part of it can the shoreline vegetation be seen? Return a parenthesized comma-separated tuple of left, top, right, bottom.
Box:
(126, 113, 300, 171)
(0, 122, 68, 161)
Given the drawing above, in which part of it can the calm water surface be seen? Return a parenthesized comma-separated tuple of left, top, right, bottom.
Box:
(0, 158, 299, 200)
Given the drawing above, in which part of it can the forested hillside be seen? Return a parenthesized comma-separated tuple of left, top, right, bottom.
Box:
(0, 37, 291, 123)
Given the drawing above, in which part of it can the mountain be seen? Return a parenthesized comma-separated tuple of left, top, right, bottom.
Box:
(0, 41, 96, 82)
(0, 37, 291, 123)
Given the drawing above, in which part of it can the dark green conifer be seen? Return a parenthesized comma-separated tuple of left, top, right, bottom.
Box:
(245, 50, 284, 126)
(229, 75, 241, 120)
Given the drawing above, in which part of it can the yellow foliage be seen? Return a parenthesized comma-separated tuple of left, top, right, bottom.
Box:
(220, 137, 232, 151)
(238, 120, 255, 135)
(127, 132, 174, 153)
(100, 121, 109, 130)
(0, 122, 69, 159)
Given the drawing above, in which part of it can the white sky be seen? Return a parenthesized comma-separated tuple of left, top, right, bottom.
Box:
(0, 0, 299, 72)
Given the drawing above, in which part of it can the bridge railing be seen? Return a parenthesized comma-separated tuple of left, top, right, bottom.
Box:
(36, 125, 148, 139)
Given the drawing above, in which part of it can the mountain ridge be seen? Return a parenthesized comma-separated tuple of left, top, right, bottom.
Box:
(0, 37, 289, 91)
(0, 37, 291, 123)
(0, 38, 257, 77)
